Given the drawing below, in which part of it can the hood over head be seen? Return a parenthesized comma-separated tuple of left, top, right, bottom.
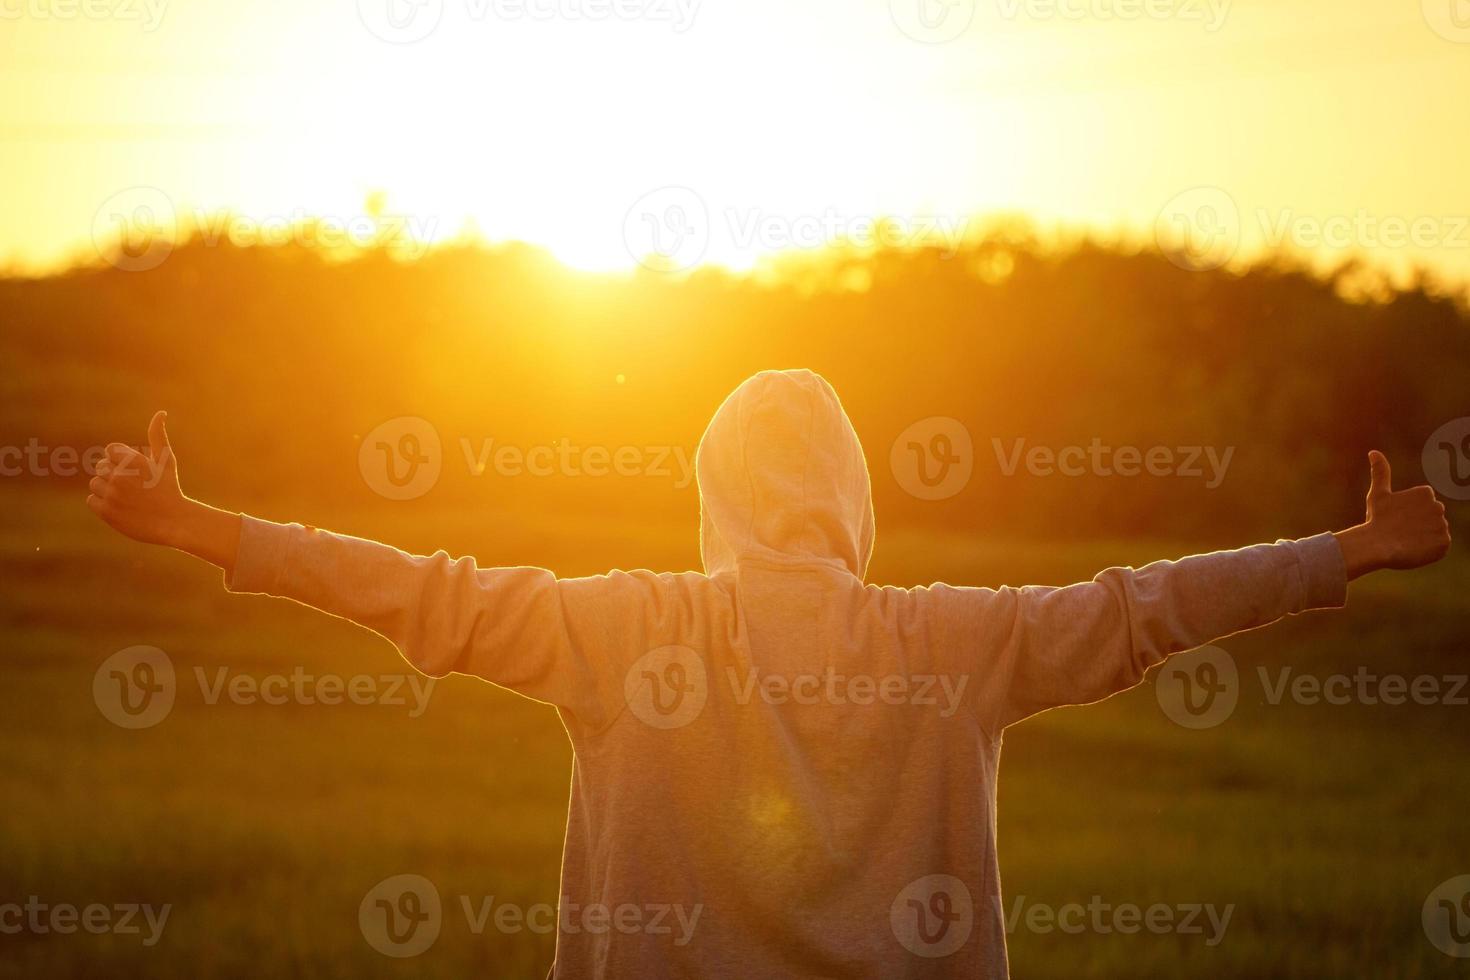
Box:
(695, 369, 875, 579)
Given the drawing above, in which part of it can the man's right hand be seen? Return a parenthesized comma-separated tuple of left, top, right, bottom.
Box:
(87, 410, 189, 547)
(87, 411, 241, 571)
(1335, 451, 1452, 578)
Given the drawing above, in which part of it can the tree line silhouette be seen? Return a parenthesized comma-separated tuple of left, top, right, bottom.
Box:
(4, 233, 1466, 548)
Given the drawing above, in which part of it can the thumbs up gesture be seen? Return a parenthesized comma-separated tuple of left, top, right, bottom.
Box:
(87, 410, 188, 547)
(1354, 450, 1452, 572)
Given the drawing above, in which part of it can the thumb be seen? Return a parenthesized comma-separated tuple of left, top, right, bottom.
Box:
(147, 410, 171, 462)
(1367, 449, 1392, 501)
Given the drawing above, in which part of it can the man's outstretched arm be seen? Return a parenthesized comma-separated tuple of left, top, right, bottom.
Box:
(973, 450, 1451, 731)
(86, 412, 622, 722)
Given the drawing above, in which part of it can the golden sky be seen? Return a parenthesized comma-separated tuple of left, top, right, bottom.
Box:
(2, 0, 1468, 282)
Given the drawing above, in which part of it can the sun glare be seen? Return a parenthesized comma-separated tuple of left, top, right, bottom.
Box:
(3, 0, 1469, 286)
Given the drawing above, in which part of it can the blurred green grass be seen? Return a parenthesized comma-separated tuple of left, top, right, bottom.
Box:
(4, 486, 1469, 978)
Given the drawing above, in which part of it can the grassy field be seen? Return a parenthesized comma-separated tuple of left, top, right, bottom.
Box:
(4, 486, 1469, 978)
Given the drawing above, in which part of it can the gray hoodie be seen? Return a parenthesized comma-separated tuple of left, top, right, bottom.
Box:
(227, 368, 1347, 977)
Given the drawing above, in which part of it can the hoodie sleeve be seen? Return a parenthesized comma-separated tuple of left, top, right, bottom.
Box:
(224, 515, 675, 730)
(952, 534, 1348, 732)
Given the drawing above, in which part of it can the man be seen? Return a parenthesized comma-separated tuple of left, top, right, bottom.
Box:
(88, 369, 1450, 977)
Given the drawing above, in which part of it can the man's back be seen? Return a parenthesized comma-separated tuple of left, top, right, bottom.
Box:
(555, 561, 1008, 978)
(536, 370, 1003, 975)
